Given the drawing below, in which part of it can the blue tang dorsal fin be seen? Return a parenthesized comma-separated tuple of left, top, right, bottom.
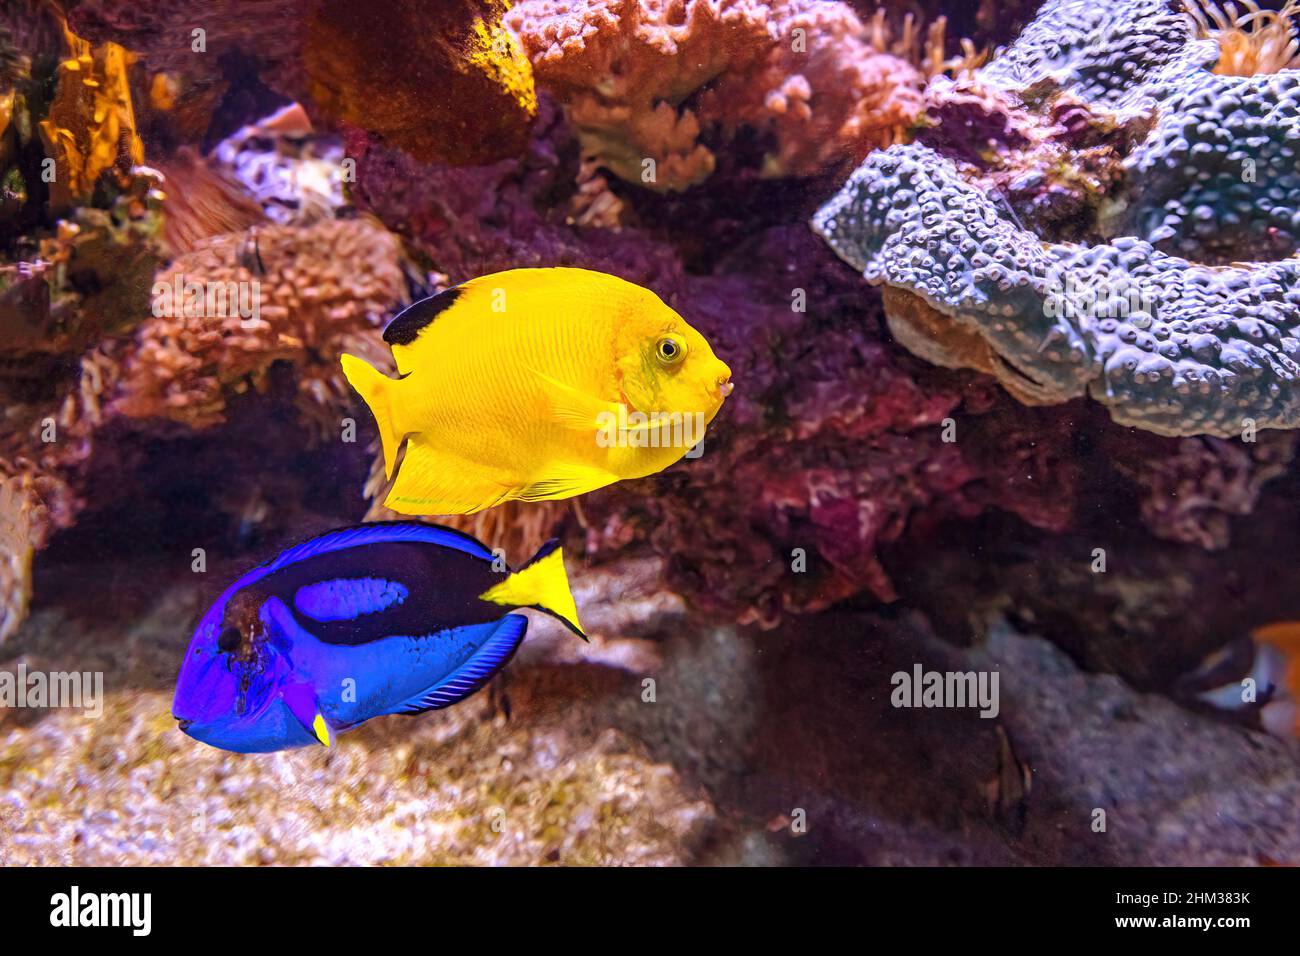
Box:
(266, 521, 495, 572)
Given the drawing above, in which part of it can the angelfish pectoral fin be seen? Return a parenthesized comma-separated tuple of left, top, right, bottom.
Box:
(282, 682, 332, 747)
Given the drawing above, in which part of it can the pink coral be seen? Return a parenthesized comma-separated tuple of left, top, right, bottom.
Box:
(697, 1, 926, 176)
(507, 0, 928, 188)
(507, 0, 770, 190)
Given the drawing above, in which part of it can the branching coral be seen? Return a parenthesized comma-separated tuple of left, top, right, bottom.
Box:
(507, 0, 770, 190)
(694, 2, 927, 177)
(507, 0, 934, 188)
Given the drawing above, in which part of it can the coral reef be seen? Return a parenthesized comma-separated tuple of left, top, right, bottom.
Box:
(1, 0, 1299, 871)
(814, 0, 1300, 437)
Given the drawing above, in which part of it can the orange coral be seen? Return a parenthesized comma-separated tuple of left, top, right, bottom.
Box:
(508, 0, 937, 187)
(507, 0, 771, 190)
(110, 216, 407, 435)
(36, 22, 143, 209)
(156, 149, 265, 256)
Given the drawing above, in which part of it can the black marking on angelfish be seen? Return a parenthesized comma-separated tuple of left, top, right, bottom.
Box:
(383, 286, 464, 346)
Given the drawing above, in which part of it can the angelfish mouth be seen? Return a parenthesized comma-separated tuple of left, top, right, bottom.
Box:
(718, 380, 734, 398)
(176, 719, 194, 732)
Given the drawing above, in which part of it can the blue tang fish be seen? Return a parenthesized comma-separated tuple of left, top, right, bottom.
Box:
(171, 522, 585, 753)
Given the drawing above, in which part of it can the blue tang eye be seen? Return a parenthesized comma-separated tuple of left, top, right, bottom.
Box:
(218, 627, 241, 652)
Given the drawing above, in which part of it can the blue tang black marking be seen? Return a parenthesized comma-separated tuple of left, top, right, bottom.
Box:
(171, 522, 585, 753)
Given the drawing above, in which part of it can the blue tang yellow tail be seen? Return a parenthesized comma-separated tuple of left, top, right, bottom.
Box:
(171, 522, 585, 753)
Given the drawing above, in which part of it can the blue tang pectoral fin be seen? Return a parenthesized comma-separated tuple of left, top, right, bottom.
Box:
(281, 679, 333, 747)
(394, 614, 528, 715)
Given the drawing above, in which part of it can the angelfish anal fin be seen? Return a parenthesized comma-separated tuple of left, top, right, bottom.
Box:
(282, 681, 332, 747)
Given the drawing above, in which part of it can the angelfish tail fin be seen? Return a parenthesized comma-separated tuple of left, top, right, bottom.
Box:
(341, 353, 404, 478)
(477, 539, 586, 641)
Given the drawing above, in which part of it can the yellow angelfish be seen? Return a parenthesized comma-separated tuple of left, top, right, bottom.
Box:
(341, 267, 734, 515)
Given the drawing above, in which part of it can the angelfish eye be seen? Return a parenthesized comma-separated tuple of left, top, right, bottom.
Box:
(217, 627, 242, 653)
(655, 335, 686, 366)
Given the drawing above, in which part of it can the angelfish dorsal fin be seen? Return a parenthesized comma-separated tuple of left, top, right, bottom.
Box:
(383, 285, 464, 346)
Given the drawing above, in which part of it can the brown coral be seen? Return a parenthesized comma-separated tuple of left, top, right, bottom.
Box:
(303, 0, 537, 164)
(110, 217, 407, 436)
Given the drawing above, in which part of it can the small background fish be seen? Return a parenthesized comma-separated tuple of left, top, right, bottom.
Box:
(341, 267, 733, 516)
(172, 522, 584, 753)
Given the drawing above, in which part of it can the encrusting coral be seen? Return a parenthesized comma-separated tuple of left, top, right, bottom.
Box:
(814, 0, 1300, 438)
